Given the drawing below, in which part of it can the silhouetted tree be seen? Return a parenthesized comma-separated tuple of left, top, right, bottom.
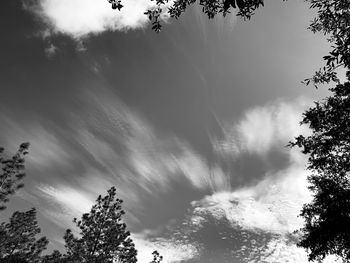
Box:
(0, 208, 48, 262)
(0, 143, 29, 211)
(63, 187, 137, 263)
(288, 1, 350, 262)
(290, 74, 350, 262)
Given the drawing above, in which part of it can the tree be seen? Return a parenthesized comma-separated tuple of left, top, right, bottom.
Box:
(63, 187, 138, 263)
(0, 143, 30, 211)
(287, 1, 350, 262)
(0, 208, 48, 263)
(290, 74, 350, 262)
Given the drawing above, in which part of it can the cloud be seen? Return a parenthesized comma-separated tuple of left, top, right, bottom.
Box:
(133, 233, 200, 263)
(37, 184, 94, 228)
(44, 43, 58, 58)
(191, 163, 311, 235)
(24, 0, 170, 38)
(213, 98, 311, 157)
(2, 94, 322, 262)
(191, 98, 313, 237)
(30, 86, 230, 228)
(255, 237, 342, 263)
(72, 87, 228, 196)
(0, 114, 70, 170)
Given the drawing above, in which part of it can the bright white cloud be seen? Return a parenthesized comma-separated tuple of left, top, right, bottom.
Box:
(39, 185, 93, 215)
(173, 97, 347, 262)
(193, 98, 313, 236)
(191, 161, 311, 235)
(214, 98, 311, 157)
(37, 184, 94, 229)
(24, 0, 169, 38)
(134, 234, 200, 263)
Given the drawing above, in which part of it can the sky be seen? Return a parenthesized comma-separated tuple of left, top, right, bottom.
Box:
(0, 0, 341, 262)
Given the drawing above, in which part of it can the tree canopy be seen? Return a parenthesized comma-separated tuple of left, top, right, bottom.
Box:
(0, 208, 48, 263)
(63, 186, 138, 263)
(290, 74, 350, 262)
(285, 1, 350, 262)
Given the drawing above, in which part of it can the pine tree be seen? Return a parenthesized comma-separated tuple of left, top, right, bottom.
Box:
(0, 208, 48, 262)
(0, 143, 30, 211)
(63, 187, 137, 263)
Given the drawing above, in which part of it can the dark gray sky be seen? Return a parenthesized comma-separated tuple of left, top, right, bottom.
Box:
(0, 0, 338, 262)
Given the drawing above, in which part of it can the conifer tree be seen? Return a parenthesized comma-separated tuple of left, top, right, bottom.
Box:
(63, 187, 137, 263)
(0, 143, 29, 211)
(0, 208, 48, 263)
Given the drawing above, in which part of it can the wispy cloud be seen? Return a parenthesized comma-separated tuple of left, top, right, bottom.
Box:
(23, 0, 170, 38)
(70, 87, 229, 196)
(38, 185, 94, 228)
(213, 98, 310, 157)
(0, 114, 70, 170)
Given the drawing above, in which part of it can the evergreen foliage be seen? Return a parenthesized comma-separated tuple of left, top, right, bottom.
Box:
(0, 143, 29, 211)
(63, 187, 138, 263)
(0, 208, 48, 262)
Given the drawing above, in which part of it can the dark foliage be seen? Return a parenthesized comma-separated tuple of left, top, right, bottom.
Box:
(108, 0, 266, 32)
(0, 143, 29, 211)
(290, 74, 350, 261)
(41, 250, 66, 263)
(287, 1, 350, 262)
(0, 208, 48, 263)
(63, 187, 137, 263)
(150, 250, 163, 263)
(303, 0, 350, 87)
